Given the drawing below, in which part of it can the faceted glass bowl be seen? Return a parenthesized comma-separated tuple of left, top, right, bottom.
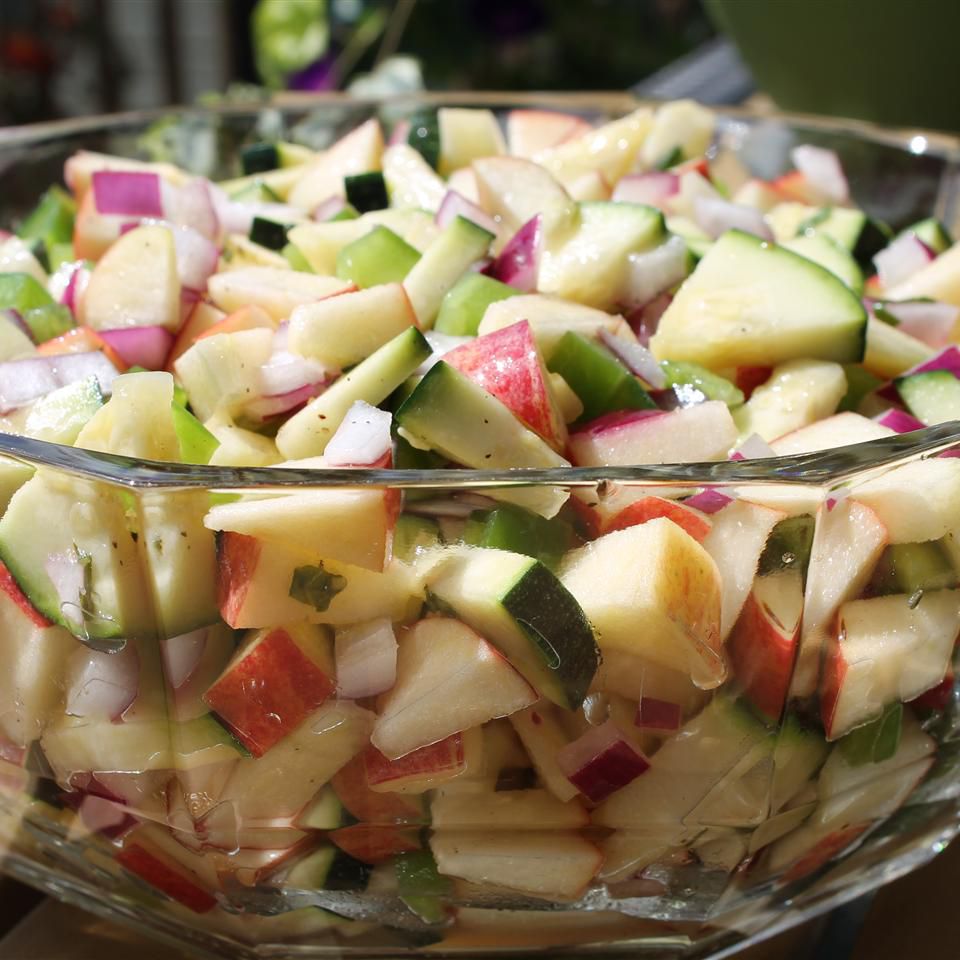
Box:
(0, 94, 959, 959)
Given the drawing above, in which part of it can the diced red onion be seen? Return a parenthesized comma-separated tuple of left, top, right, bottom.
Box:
(791, 145, 849, 204)
(731, 433, 776, 460)
(684, 489, 732, 514)
(78, 794, 135, 838)
(245, 382, 327, 422)
(627, 292, 672, 346)
(880, 300, 958, 348)
(92, 171, 163, 218)
(62, 263, 91, 316)
(161, 177, 219, 241)
(874, 234, 935, 289)
(48, 260, 79, 306)
(635, 698, 682, 731)
(484, 215, 541, 292)
(620, 236, 689, 308)
(556, 720, 650, 803)
(323, 400, 392, 467)
(389, 120, 411, 146)
(874, 409, 926, 433)
(98, 326, 174, 371)
(599, 328, 666, 389)
(0, 351, 119, 413)
(335, 618, 398, 699)
(161, 629, 208, 690)
(694, 196, 772, 241)
(435, 190, 499, 236)
(258, 351, 328, 397)
(612, 172, 679, 208)
(65, 641, 140, 721)
(908, 345, 960, 378)
(313, 195, 350, 222)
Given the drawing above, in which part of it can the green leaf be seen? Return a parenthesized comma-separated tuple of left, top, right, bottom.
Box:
(289, 563, 347, 612)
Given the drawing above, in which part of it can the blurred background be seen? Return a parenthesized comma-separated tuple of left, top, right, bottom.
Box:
(0, 0, 720, 124)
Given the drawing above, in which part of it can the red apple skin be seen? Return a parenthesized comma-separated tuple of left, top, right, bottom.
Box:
(507, 110, 592, 153)
(728, 590, 799, 722)
(782, 824, 868, 884)
(604, 496, 711, 542)
(910, 670, 955, 713)
(329, 823, 421, 864)
(819, 620, 848, 740)
(634, 698, 682, 731)
(117, 841, 218, 914)
(363, 735, 465, 789)
(203, 627, 335, 758)
(215, 532, 260, 629)
(330, 753, 426, 824)
(443, 320, 566, 449)
(734, 366, 772, 400)
(0, 561, 51, 628)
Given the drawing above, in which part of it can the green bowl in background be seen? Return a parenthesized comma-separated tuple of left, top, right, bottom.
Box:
(706, 0, 960, 132)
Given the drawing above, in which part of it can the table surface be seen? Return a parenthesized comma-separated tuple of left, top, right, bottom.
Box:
(0, 837, 957, 959)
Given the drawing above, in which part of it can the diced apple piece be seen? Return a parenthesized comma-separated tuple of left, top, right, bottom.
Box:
(641, 99, 715, 168)
(65, 150, 187, 197)
(886, 240, 960, 307)
(207, 267, 352, 322)
(733, 360, 847, 443)
(852, 458, 960, 544)
(117, 826, 218, 913)
(728, 570, 803, 720)
(202, 625, 334, 757)
(597, 828, 692, 883)
(205, 488, 392, 573)
(478, 293, 634, 356)
(556, 720, 650, 803)
(770, 412, 894, 456)
(83, 225, 180, 332)
(536, 108, 654, 188)
(371, 618, 536, 759)
(431, 788, 587, 830)
(589, 648, 709, 718)
(569, 403, 738, 467)
(330, 822, 421, 864)
(509, 704, 579, 802)
(218, 700, 374, 822)
(216, 532, 420, 629)
(287, 283, 416, 370)
(506, 109, 591, 159)
(821, 590, 960, 740)
(443, 319, 567, 450)
(792, 499, 888, 697)
(288, 118, 384, 212)
(381, 143, 447, 211)
(330, 752, 425, 824)
(430, 830, 602, 900)
(593, 697, 775, 829)
(703, 499, 786, 640)
(364, 729, 482, 794)
(438, 108, 505, 175)
(560, 519, 725, 689)
(603, 495, 712, 541)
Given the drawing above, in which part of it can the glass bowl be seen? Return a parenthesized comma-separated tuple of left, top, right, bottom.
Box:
(0, 94, 959, 959)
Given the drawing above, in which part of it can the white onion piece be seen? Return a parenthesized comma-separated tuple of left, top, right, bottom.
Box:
(313, 195, 350, 221)
(161, 177, 219, 241)
(48, 260, 80, 305)
(599, 328, 666, 389)
(694, 196, 772, 240)
(323, 400, 392, 467)
(874, 234, 935, 289)
(209, 184, 300, 236)
(335, 618, 398, 699)
(65, 641, 140, 721)
(161, 628, 208, 689)
(245, 382, 325, 422)
(612, 172, 678, 208)
(620, 235, 689, 309)
(0, 351, 119, 413)
(732, 433, 776, 460)
(167, 222, 219, 293)
(436, 190, 499, 235)
(415, 331, 470, 375)
(791, 145, 849, 204)
(405, 498, 477, 518)
(258, 351, 328, 397)
(78, 794, 131, 836)
(882, 300, 958, 348)
(273, 321, 289, 353)
(44, 553, 85, 625)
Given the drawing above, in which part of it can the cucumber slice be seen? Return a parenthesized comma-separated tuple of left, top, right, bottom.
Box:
(0, 272, 52, 314)
(227, 178, 282, 204)
(287, 845, 371, 891)
(297, 785, 347, 830)
(782, 232, 864, 295)
(392, 514, 441, 563)
(249, 217, 290, 251)
(546, 331, 656, 422)
(650, 230, 867, 369)
(800, 207, 892, 268)
(896, 369, 960, 425)
(869, 541, 958, 596)
(240, 142, 280, 175)
(23, 303, 73, 344)
(463, 503, 573, 571)
(17, 186, 75, 254)
(406, 109, 441, 170)
(394, 361, 569, 518)
(424, 545, 599, 709)
(403, 215, 494, 328)
(899, 217, 953, 255)
(23, 376, 104, 445)
(281, 242, 313, 272)
(171, 404, 220, 465)
(863, 315, 932, 379)
(758, 515, 815, 581)
(838, 363, 883, 413)
(434, 272, 517, 336)
(277, 326, 431, 459)
(344, 172, 388, 214)
(336, 226, 421, 288)
(659, 360, 744, 407)
(395, 848, 451, 924)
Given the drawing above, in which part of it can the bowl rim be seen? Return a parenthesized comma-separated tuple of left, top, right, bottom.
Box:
(2, 93, 960, 489)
